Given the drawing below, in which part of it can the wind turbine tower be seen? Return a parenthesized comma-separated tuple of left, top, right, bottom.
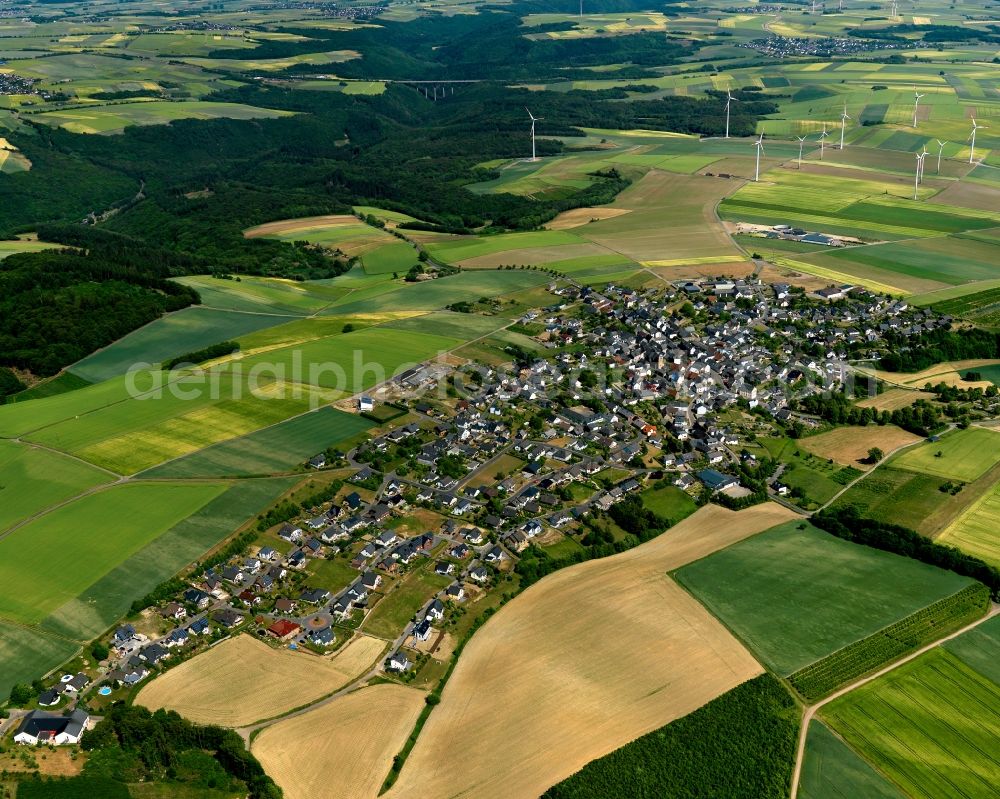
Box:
(526, 107, 544, 162)
(724, 91, 737, 139)
(912, 89, 925, 128)
(796, 135, 807, 169)
(839, 102, 851, 149)
(935, 139, 946, 173)
(913, 152, 926, 200)
(969, 118, 985, 164)
(753, 134, 765, 182)
(917, 146, 929, 183)
(819, 124, 830, 160)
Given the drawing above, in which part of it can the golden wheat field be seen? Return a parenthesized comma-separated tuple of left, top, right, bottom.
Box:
(253, 683, 427, 799)
(384, 503, 795, 799)
(135, 633, 385, 727)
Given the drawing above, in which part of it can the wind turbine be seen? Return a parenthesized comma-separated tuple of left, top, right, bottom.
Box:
(526, 107, 544, 162)
(917, 146, 929, 183)
(796, 135, 807, 169)
(935, 139, 946, 173)
(912, 89, 925, 129)
(839, 102, 851, 149)
(753, 133, 764, 182)
(969, 118, 985, 164)
(724, 90, 737, 139)
(819, 124, 830, 160)
(913, 151, 927, 199)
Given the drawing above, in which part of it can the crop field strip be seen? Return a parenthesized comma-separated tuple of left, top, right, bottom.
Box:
(139, 406, 372, 479)
(675, 522, 976, 675)
(937, 479, 1000, 569)
(0, 481, 227, 625)
(821, 648, 1000, 799)
(799, 720, 907, 799)
(36, 476, 299, 642)
(788, 583, 990, 702)
(891, 426, 1000, 483)
(942, 614, 1000, 686)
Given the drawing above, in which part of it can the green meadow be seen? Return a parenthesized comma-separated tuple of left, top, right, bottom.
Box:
(174, 275, 350, 315)
(892, 427, 1000, 482)
(141, 407, 372, 479)
(828, 466, 969, 535)
(0, 482, 225, 624)
(69, 306, 296, 382)
(0, 623, 79, 708)
(327, 269, 550, 314)
(33, 100, 292, 134)
(0, 440, 112, 533)
(800, 720, 907, 799)
(675, 522, 974, 675)
(361, 241, 421, 274)
(232, 326, 462, 391)
(37, 477, 299, 641)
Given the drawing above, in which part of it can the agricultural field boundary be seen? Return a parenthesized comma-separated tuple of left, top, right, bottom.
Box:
(789, 602, 1000, 799)
(787, 582, 990, 702)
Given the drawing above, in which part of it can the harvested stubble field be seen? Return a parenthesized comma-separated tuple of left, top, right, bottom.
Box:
(253, 683, 426, 799)
(867, 359, 1000, 391)
(855, 388, 933, 412)
(799, 425, 921, 469)
(544, 206, 631, 229)
(136, 633, 384, 727)
(384, 503, 797, 799)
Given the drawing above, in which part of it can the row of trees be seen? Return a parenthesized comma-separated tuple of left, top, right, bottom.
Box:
(879, 328, 1000, 373)
(796, 391, 943, 436)
(813, 505, 1000, 599)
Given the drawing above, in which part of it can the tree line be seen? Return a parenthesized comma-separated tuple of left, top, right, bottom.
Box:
(813, 505, 1000, 600)
(542, 675, 798, 799)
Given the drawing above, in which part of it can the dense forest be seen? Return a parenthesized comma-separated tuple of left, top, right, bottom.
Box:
(879, 328, 1000, 372)
(543, 674, 799, 799)
(0, 247, 198, 376)
(0, 4, 777, 377)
